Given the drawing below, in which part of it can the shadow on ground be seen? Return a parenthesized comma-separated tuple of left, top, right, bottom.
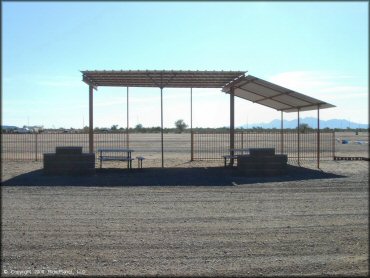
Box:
(2, 165, 345, 187)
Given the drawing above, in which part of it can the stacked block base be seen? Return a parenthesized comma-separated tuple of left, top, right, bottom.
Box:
(237, 148, 288, 176)
(43, 147, 95, 175)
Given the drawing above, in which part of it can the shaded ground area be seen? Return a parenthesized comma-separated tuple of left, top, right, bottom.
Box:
(2, 164, 344, 187)
(1, 161, 369, 276)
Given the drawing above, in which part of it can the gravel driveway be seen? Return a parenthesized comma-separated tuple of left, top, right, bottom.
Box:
(1, 160, 368, 276)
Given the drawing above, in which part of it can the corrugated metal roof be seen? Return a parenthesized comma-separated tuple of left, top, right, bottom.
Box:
(81, 70, 246, 88)
(222, 75, 335, 112)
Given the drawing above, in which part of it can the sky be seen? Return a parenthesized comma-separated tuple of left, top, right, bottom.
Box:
(2, 1, 368, 129)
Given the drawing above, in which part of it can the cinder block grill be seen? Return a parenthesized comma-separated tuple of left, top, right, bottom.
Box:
(43, 147, 95, 175)
(237, 148, 288, 176)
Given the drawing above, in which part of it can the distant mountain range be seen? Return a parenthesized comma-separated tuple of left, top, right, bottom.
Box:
(240, 117, 368, 129)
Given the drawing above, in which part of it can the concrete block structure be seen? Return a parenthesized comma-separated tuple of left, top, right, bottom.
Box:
(43, 147, 95, 175)
(237, 148, 288, 176)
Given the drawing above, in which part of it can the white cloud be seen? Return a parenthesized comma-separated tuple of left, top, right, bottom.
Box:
(269, 71, 334, 91)
(268, 71, 367, 95)
(266, 71, 368, 123)
(36, 80, 82, 88)
(4, 74, 85, 89)
(35, 75, 84, 88)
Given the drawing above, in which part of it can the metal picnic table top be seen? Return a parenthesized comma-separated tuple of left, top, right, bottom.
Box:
(97, 148, 135, 169)
(97, 148, 135, 152)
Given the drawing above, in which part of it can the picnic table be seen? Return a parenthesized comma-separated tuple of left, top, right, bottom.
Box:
(97, 148, 134, 169)
(222, 148, 249, 167)
(222, 148, 277, 167)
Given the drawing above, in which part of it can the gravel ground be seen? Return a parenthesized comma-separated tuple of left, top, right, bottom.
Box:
(1, 160, 369, 276)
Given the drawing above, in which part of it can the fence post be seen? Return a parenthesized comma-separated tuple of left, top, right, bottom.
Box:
(280, 111, 284, 154)
(35, 133, 38, 161)
(190, 131, 194, 161)
(241, 132, 244, 149)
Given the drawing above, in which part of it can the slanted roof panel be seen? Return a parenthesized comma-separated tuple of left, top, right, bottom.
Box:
(243, 82, 280, 98)
(276, 94, 310, 107)
(258, 99, 292, 111)
(223, 75, 335, 112)
(234, 89, 261, 102)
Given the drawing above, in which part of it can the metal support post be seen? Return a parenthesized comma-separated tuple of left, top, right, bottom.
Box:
(230, 87, 235, 166)
(126, 87, 129, 149)
(160, 87, 164, 168)
(297, 109, 300, 166)
(317, 105, 320, 168)
(89, 85, 94, 153)
(190, 87, 193, 161)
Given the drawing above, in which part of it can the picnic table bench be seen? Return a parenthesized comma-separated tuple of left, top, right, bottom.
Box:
(136, 156, 146, 169)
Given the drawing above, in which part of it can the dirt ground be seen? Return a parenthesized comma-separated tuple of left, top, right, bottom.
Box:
(1, 158, 368, 276)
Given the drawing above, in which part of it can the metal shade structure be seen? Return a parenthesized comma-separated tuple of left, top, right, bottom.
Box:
(81, 70, 334, 169)
(81, 70, 246, 168)
(82, 70, 246, 88)
(223, 74, 335, 168)
(222, 75, 335, 112)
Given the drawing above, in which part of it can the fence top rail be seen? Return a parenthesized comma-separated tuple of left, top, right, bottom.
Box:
(2, 130, 337, 135)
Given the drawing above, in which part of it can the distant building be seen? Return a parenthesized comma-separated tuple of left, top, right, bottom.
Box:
(14, 127, 31, 133)
(1, 125, 44, 133)
(1, 125, 18, 133)
(23, 125, 44, 133)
